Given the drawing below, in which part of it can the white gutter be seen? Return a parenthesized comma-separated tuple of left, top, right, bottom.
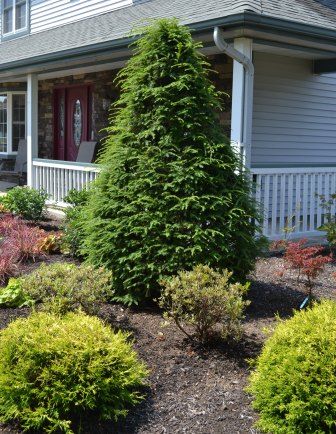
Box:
(213, 26, 254, 168)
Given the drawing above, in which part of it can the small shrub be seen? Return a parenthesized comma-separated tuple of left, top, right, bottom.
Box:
(248, 300, 336, 434)
(2, 187, 48, 221)
(64, 188, 89, 206)
(0, 251, 18, 285)
(0, 215, 46, 262)
(317, 193, 336, 248)
(19, 262, 113, 315)
(62, 189, 89, 257)
(0, 278, 32, 308)
(0, 311, 148, 433)
(0, 216, 48, 284)
(0, 213, 22, 237)
(283, 239, 332, 299)
(11, 224, 46, 262)
(159, 264, 250, 343)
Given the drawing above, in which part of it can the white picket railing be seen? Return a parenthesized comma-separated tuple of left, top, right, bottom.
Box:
(31, 161, 335, 238)
(252, 167, 336, 239)
(32, 158, 100, 206)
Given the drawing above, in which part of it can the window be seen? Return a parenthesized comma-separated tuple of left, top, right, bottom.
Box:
(2, 0, 27, 37)
(0, 93, 26, 154)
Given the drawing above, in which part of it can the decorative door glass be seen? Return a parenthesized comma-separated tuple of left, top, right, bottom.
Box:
(73, 99, 82, 147)
(59, 94, 65, 140)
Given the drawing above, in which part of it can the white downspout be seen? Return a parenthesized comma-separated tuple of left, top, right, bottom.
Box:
(213, 26, 254, 168)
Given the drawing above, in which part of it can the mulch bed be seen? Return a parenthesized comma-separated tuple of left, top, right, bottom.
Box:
(0, 251, 335, 433)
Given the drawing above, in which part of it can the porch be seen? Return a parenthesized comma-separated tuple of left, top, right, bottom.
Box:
(31, 159, 100, 207)
(32, 162, 335, 241)
(252, 167, 332, 240)
(1, 30, 336, 239)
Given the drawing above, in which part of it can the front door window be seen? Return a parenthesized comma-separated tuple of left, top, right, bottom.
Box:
(73, 99, 82, 148)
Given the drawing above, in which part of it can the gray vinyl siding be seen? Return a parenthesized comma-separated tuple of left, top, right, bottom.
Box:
(251, 52, 336, 167)
(30, 0, 131, 34)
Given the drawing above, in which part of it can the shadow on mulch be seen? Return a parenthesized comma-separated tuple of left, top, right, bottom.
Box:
(181, 334, 263, 370)
(66, 390, 154, 434)
(247, 279, 306, 320)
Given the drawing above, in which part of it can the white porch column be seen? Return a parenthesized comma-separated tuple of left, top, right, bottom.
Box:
(231, 38, 254, 168)
(27, 73, 38, 187)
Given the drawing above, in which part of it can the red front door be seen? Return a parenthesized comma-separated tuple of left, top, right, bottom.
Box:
(54, 85, 91, 161)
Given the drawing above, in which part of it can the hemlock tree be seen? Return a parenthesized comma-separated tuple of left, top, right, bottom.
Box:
(81, 19, 261, 304)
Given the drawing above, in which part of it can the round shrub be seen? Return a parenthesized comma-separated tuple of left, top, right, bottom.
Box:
(0, 312, 148, 433)
(159, 264, 250, 343)
(248, 300, 336, 434)
(2, 186, 48, 221)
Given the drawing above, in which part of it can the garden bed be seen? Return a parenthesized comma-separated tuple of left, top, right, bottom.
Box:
(1, 254, 335, 434)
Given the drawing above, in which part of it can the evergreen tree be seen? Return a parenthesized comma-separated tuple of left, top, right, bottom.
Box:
(81, 19, 261, 303)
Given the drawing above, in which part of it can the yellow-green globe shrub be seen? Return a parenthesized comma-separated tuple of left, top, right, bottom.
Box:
(248, 300, 336, 434)
(0, 312, 148, 433)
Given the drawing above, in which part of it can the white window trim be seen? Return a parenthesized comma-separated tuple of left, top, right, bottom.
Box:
(2, 0, 28, 37)
(0, 91, 26, 155)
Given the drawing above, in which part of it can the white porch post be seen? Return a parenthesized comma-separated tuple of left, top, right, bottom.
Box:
(27, 73, 38, 187)
(231, 38, 254, 168)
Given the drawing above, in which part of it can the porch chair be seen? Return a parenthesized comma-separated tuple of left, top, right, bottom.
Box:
(76, 141, 97, 163)
(0, 139, 27, 190)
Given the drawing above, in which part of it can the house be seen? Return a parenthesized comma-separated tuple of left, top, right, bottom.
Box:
(0, 0, 336, 239)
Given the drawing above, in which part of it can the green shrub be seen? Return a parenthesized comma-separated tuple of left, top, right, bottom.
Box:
(3, 187, 48, 221)
(80, 19, 261, 304)
(0, 312, 148, 433)
(159, 264, 250, 343)
(19, 262, 113, 315)
(64, 188, 90, 207)
(0, 278, 32, 308)
(247, 300, 336, 434)
(62, 189, 89, 257)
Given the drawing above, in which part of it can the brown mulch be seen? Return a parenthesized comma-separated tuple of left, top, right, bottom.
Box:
(0, 254, 335, 434)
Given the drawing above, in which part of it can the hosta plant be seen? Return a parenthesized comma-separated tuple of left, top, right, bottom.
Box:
(0, 278, 32, 308)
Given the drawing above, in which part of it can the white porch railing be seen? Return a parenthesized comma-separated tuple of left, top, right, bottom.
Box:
(32, 158, 100, 206)
(252, 167, 336, 239)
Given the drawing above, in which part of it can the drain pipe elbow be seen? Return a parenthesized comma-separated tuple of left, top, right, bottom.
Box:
(213, 26, 254, 76)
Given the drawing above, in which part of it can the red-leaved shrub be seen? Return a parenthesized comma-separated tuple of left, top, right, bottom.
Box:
(0, 250, 19, 284)
(0, 214, 22, 237)
(0, 215, 47, 283)
(11, 225, 46, 262)
(283, 239, 332, 297)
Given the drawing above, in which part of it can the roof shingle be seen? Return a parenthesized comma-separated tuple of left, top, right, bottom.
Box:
(1, 0, 336, 68)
